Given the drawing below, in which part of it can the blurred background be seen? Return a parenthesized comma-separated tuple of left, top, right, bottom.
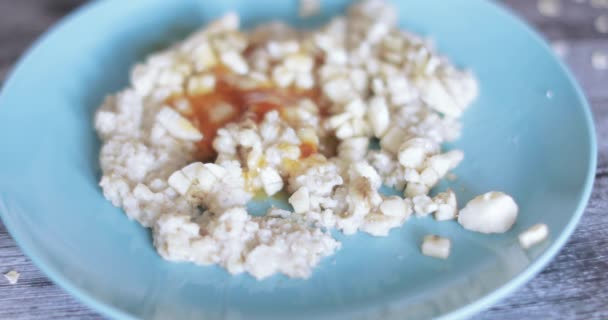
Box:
(0, 0, 606, 319)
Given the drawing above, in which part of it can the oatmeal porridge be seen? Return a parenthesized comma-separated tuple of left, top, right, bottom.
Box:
(95, 0, 523, 279)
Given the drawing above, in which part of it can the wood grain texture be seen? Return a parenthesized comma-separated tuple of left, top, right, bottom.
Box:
(0, 0, 606, 319)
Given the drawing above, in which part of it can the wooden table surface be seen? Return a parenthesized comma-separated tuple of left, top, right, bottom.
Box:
(0, 0, 606, 319)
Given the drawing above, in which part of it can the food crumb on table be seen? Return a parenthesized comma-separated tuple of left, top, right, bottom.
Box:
(537, 0, 562, 17)
(595, 15, 608, 34)
(551, 40, 569, 58)
(591, 51, 608, 70)
(3, 270, 20, 285)
(590, 0, 608, 8)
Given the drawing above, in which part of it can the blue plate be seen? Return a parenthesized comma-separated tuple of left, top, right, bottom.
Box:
(0, 0, 596, 319)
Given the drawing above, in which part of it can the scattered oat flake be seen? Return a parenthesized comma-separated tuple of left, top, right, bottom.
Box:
(551, 40, 569, 58)
(538, 0, 562, 17)
(595, 15, 608, 34)
(4, 270, 20, 285)
(299, 0, 321, 17)
(592, 51, 608, 70)
(591, 0, 608, 8)
(446, 172, 458, 181)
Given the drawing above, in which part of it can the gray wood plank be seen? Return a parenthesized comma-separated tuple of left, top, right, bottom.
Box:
(0, 0, 606, 319)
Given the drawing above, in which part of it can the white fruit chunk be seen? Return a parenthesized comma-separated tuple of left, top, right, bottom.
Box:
(433, 190, 457, 221)
(220, 51, 249, 75)
(458, 192, 518, 233)
(167, 170, 192, 195)
(518, 224, 549, 249)
(421, 235, 451, 259)
(398, 137, 439, 169)
(260, 167, 284, 196)
(379, 196, 411, 218)
(167, 162, 206, 195)
(167, 162, 225, 196)
(412, 195, 437, 216)
(426, 150, 464, 177)
(157, 107, 203, 141)
(404, 182, 429, 198)
(379, 126, 405, 154)
(289, 187, 310, 214)
(421, 78, 463, 117)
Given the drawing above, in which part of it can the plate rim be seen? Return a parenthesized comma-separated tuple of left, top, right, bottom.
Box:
(0, 0, 597, 319)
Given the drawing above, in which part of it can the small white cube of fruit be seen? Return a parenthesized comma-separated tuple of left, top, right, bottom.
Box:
(192, 42, 218, 71)
(421, 78, 463, 117)
(168, 162, 206, 195)
(421, 235, 451, 259)
(433, 190, 458, 221)
(156, 107, 203, 141)
(181, 162, 205, 178)
(412, 195, 438, 217)
(518, 224, 549, 249)
(272, 65, 295, 88)
(360, 213, 399, 237)
(237, 128, 261, 148)
(398, 137, 439, 169)
(220, 51, 249, 75)
(195, 165, 221, 193)
(260, 167, 284, 196)
(203, 163, 227, 180)
(187, 73, 216, 95)
(297, 127, 319, 146)
(379, 196, 412, 219)
(168, 170, 192, 195)
(404, 182, 429, 198)
(458, 192, 518, 233)
(419, 167, 440, 187)
(380, 126, 406, 154)
(289, 187, 310, 214)
(426, 150, 464, 177)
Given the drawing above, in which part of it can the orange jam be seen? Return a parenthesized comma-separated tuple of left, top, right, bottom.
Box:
(167, 68, 323, 162)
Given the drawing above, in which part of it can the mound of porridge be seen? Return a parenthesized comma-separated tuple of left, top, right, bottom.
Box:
(95, 0, 525, 279)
